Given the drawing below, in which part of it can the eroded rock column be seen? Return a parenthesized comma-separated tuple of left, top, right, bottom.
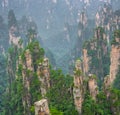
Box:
(34, 99, 50, 115)
(73, 60, 84, 114)
(88, 74, 98, 100)
(37, 58, 50, 97)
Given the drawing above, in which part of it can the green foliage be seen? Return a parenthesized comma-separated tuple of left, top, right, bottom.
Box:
(82, 92, 98, 115)
(16, 64, 23, 76)
(82, 92, 112, 115)
(89, 74, 97, 80)
(7, 77, 24, 115)
(47, 69, 78, 115)
(30, 73, 42, 104)
(74, 70, 82, 76)
(50, 107, 63, 115)
(111, 30, 120, 45)
(96, 92, 112, 115)
(26, 41, 44, 70)
(0, 54, 8, 114)
(109, 88, 120, 114)
(30, 106, 35, 114)
(114, 30, 120, 38)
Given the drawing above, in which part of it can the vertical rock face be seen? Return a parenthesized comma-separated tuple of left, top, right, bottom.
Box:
(34, 99, 50, 115)
(88, 74, 98, 100)
(37, 58, 50, 97)
(82, 49, 90, 75)
(21, 49, 33, 115)
(104, 32, 120, 93)
(25, 49, 34, 71)
(103, 75, 111, 97)
(73, 60, 84, 114)
(109, 41, 120, 84)
(9, 26, 20, 45)
(82, 27, 109, 83)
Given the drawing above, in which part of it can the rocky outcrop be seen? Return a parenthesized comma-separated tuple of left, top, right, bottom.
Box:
(73, 60, 84, 114)
(34, 99, 50, 115)
(88, 74, 98, 100)
(9, 26, 20, 45)
(82, 49, 90, 75)
(37, 58, 50, 97)
(109, 40, 120, 83)
(25, 49, 34, 71)
(104, 35, 120, 90)
(21, 50, 33, 115)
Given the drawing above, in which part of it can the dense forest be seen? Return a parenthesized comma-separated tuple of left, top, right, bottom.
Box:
(0, 0, 120, 115)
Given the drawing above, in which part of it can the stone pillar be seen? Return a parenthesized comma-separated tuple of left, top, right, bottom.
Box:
(88, 74, 98, 100)
(103, 36, 120, 96)
(37, 58, 50, 97)
(82, 49, 90, 75)
(25, 49, 34, 71)
(73, 60, 84, 114)
(109, 42, 120, 84)
(34, 99, 50, 115)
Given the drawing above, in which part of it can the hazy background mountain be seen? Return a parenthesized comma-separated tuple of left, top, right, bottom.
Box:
(0, 0, 120, 73)
(1, 0, 119, 38)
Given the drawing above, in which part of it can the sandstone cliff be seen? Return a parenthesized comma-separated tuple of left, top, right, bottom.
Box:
(104, 31, 120, 90)
(82, 49, 90, 75)
(37, 58, 50, 97)
(34, 99, 50, 115)
(88, 74, 98, 100)
(73, 60, 84, 114)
